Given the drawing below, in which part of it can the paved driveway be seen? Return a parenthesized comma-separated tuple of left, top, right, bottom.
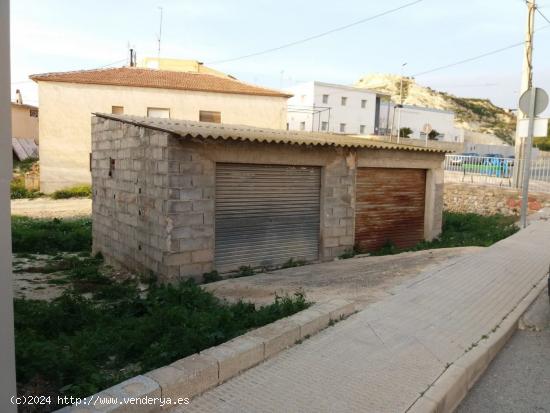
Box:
(204, 247, 482, 308)
(171, 219, 550, 413)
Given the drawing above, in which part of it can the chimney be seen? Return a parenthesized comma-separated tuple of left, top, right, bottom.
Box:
(129, 49, 136, 67)
(15, 89, 23, 104)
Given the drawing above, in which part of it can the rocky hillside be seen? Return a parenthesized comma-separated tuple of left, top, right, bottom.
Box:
(356, 74, 517, 145)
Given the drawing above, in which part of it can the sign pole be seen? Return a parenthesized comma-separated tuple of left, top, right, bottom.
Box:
(520, 89, 537, 228)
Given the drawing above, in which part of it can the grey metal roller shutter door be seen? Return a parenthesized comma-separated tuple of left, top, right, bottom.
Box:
(215, 163, 321, 272)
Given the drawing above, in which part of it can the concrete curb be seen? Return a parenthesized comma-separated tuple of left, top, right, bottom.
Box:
(56, 299, 356, 412)
(407, 274, 548, 413)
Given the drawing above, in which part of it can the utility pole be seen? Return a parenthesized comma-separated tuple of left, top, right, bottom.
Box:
(513, 0, 536, 188)
(396, 62, 407, 143)
(0, 0, 17, 411)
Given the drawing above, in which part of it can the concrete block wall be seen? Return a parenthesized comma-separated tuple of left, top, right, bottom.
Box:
(92, 117, 170, 279)
(321, 150, 356, 259)
(163, 136, 215, 279)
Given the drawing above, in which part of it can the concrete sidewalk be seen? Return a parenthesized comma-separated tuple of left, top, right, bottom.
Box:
(172, 220, 550, 413)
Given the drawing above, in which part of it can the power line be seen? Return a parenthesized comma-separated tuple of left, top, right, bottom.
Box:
(412, 23, 550, 78)
(412, 42, 524, 77)
(536, 7, 550, 24)
(207, 0, 425, 65)
(95, 58, 128, 69)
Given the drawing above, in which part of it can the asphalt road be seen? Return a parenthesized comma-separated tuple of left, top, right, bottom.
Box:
(458, 287, 550, 413)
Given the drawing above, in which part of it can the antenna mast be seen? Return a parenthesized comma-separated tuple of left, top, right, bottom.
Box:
(157, 7, 163, 59)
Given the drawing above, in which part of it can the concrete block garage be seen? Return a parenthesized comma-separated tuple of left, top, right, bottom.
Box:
(91, 114, 450, 282)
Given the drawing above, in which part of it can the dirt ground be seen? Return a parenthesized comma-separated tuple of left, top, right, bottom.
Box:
(13, 247, 483, 306)
(11, 197, 91, 218)
(204, 246, 484, 308)
(12, 254, 74, 301)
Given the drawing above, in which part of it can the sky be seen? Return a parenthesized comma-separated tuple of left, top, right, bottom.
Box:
(9, 0, 550, 112)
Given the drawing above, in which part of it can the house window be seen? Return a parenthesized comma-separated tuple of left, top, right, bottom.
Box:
(341, 97, 347, 106)
(322, 94, 329, 104)
(339, 123, 346, 133)
(147, 107, 170, 118)
(321, 121, 328, 131)
(360, 125, 366, 134)
(29, 108, 38, 118)
(199, 110, 221, 123)
(112, 106, 124, 115)
(299, 121, 306, 131)
(361, 99, 367, 108)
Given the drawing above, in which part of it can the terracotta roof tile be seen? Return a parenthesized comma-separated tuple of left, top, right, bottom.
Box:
(30, 67, 292, 98)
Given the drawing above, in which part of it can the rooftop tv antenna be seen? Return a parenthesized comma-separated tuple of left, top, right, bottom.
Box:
(157, 7, 163, 58)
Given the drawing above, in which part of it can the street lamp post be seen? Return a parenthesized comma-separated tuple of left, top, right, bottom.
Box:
(396, 62, 407, 143)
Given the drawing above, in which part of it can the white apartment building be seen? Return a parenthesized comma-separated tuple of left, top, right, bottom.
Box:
(286, 81, 391, 135)
(393, 105, 464, 143)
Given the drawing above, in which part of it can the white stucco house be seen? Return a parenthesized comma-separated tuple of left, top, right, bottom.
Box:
(285, 81, 392, 136)
(393, 105, 464, 143)
(30, 66, 291, 193)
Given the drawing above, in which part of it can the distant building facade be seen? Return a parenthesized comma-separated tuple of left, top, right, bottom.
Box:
(31, 66, 291, 193)
(393, 105, 464, 143)
(11, 90, 38, 142)
(286, 81, 391, 135)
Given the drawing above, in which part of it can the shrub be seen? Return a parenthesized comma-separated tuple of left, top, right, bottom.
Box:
(338, 246, 361, 259)
(10, 176, 41, 199)
(399, 127, 413, 138)
(281, 258, 306, 268)
(51, 184, 92, 199)
(235, 265, 255, 277)
(202, 270, 222, 284)
(13, 157, 39, 173)
(12, 216, 92, 254)
(428, 129, 439, 140)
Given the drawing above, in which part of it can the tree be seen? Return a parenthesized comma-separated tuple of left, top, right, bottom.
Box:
(428, 129, 439, 140)
(399, 127, 413, 138)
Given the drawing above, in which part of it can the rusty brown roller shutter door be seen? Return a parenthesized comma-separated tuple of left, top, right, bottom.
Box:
(215, 163, 321, 273)
(355, 167, 426, 252)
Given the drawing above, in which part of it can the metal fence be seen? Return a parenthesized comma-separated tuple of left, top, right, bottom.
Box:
(444, 154, 550, 193)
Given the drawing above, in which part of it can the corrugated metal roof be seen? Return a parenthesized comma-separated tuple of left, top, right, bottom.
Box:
(12, 138, 38, 160)
(94, 113, 456, 153)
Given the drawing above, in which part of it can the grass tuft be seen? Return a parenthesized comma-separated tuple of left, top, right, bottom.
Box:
(12, 216, 92, 254)
(51, 184, 92, 200)
(370, 212, 519, 256)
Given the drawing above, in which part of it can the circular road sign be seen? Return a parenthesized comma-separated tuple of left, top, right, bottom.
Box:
(519, 87, 549, 116)
(422, 123, 433, 134)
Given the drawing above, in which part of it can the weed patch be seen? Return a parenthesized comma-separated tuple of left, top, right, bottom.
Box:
(370, 212, 519, 256)
(202, 270, 222, 284)
(281, 258, 306, 268)
(15, 275, 310, 403)
(235, 265, 255, 278)
(12, 216, 92, 254)
(51, 184, 92, 200)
